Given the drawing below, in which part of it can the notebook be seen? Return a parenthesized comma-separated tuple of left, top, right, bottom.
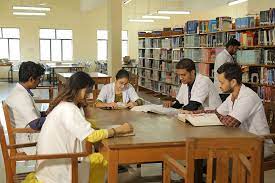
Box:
(178, 113, 224, 127)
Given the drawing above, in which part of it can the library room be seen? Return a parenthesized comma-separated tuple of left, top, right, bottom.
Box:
(0, 0, 274, 182)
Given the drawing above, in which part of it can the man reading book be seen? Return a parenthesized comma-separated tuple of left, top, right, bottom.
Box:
(163, 58, 221, 111)
(181, 62, 273, 157)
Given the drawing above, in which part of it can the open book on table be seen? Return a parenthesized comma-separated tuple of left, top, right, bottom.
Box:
(109, 125, 135, 137)
(131, 104, 179, 116)
(178, 113, 224, 127)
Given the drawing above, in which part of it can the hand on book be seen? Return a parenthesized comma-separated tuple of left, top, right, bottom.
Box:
(126, 102, 137, 109)
(163, 100, 173, 108)
(115, 123, 134, 135)
(106, 102, 118, 109)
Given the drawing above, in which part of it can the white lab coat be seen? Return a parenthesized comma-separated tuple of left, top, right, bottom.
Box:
(217, 84, 273, 157)
(176, 74, 222, 110)
(97, 82, 140, 103)
(5, 83, 40, 154)
(214, 49, 234, 93)
(36, 102, 93, 183)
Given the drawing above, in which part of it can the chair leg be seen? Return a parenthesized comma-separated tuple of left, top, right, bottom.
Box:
(72, 158, 78, 183)
(163, 162, 171, 183)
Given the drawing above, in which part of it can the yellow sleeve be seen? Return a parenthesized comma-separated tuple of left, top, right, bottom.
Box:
(86, 118, 97, 129)
(86, 129, 108, 143)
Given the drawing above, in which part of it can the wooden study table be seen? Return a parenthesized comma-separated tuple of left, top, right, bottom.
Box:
(0, 62, 13, 82)
(46, 63, 85, 84)
(87, 108, 257, 183)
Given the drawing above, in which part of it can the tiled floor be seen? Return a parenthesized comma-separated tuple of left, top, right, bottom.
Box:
(0, 81, 274, 183)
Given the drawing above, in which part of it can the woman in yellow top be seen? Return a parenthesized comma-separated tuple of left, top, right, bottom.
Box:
(23, 71, 133, 183)
(95, 69, 143, 109)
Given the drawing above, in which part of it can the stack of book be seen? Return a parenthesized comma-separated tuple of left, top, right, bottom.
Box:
(162, 38, 172, 48)
(184, 35, 200, 47)
(216, 17, 232, 31)
(235, 17, 255, 29)
(184, 49, 202, 62)
(161, 49, 172, 60)
(145, 50, 153, 58)
(186, 20, 199, 34)
(138, 58, 145, 67)
(257, 86, 273, 102)
(260, 8, 275, 25)
(172, 37, 184, 48)
(153, 49, 161, 59)
(139, 39, 145, 48)
(236, 31, 257, 47)
(201, 49, 216, 63)
(145, 38, 153, 48)
(260, 67, 275, 85)
(199, 34, 217, 47)
(139, 50, 145, 58)
(258, 28, 275, 46)
(263, 49, 275, 64)
(216, 32, 236, 46)
(153, 39, 162, 48)
(172, 50, 184, 61)
(237, 50, 262, 64)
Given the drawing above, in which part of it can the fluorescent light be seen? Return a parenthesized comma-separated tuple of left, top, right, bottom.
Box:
(13, 6, 50, 11)
(158, 10, 190, 15)
(142, 15, 170, 20)
(129, 19, 154, 23)
(228, 0, 248, 6)
(13, 12, 46, 16)
(124, 0, 132, 5)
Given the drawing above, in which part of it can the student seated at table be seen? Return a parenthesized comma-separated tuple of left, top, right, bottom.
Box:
(181, 62, 273, 157)
(5, 61, 46, 154)
(27, 71, 133, 183)
(95, 69, 143, 109)
(163, 58, 222, 111)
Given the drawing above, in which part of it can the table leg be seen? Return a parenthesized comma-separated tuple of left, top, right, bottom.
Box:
(108, 149, 119, 183)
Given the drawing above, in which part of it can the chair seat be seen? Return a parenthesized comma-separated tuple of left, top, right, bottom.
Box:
(13, 172, 33, 183)
(264, 153, 275, 171)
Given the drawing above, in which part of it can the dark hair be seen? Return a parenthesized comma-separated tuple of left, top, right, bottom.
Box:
(116, 69, 129, 80)
(226, 38, 241, 48)
(217, 62, 242, 84)
(19, 61, 45, 83)
(47, 71, 95, 113)
(176, 58, 196, 72)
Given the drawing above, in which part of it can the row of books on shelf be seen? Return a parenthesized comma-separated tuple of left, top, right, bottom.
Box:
(184, 48, 223, 63)
(172, 50, 184, 61)
(236, 29, 275, 46)
(186, 17, 232, 34)
(260, 8, 275, 25)
(235, 17, 256, 29)
(197, 63, 214, 78)
(138, 78, 180, 97)
(243, 68, 275, 85)
(237, 49, 275, 64)
(257, 87, 275, 102)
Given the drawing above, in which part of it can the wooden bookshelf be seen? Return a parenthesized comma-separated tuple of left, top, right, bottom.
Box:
(243, 82, 275, 88)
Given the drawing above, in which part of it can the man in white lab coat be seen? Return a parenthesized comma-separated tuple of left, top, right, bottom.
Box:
(164, 58, 222, 111)
(214, 38, 240, 101)
(5, 61, 46, 154)
(186, 62, 273, 157)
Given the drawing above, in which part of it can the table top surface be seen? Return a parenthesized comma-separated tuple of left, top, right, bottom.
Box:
(87, 108, 256, 149)
(57, 72, 111, 79)
(0, 63, 12, 66)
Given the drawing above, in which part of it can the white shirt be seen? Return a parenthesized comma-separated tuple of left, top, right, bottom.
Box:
(5, 83, 40, 154)
(217, 84, 273, 157)
(36, 102, 93, 183)
(97, 82, 140, 103)
(176, 74, 222, 110)
(214, 49, 234, 93)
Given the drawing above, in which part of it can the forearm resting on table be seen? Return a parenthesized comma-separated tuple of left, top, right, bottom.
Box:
(94, 100, 107, 108)
(85, 128, 118, 143)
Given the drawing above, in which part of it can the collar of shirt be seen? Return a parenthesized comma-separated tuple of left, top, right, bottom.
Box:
(19, 83, 34, 96)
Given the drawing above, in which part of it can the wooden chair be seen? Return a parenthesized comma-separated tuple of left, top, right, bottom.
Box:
(2, 101, 40, 174)
(129, 73, 139, 91)
(263, 102, 275, 172)
(163, 137, 263, 183)
(0, 122, 89, 183)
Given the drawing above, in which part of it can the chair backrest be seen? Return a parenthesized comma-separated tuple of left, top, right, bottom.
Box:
(0, 122, 14, 183)
(1, 101, 16, 146)
(129, 73, 139, 91)
(185, 138, 263, 183)
(265, 102, 275, 143)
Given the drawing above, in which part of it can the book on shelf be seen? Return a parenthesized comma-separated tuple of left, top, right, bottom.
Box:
(198, 63, 211, 77)
(153, 49, 161, 59)
(201, 48, 216, 63)
(209, 19, 217, 32)
(216, 32, 236, 46)
(237, 50, 262, 65)
(138, 58, 145, 67)
(161, 49, 172, 60)
(257, 86, 274, 102)
(153, 38, 162, 48)
(172, 36, 184, 48)
(145, 38, 153, 48)
(152, 70, 160, 81)
(200, 34, 217, 47)
(263, 49, 275, 64)
(161, 38, 173, 48)
(139, 50, 145, 58)
(184, 49, 202, 62)
(236, 31, 258, 47)
(184, 35, 200, 47)
(198, 20, 217, 33)
(172, 50, 184, 61)
(258, 28, 275, 46)
(139, 39, 145, 48)
(145, 49, 153, 58)
(235, 17, 255, 29)
(260, 8, 275, 25)
(216, 16, 232, 31)
(186, 20, 199, 34)
(172, 27, 184, 33)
